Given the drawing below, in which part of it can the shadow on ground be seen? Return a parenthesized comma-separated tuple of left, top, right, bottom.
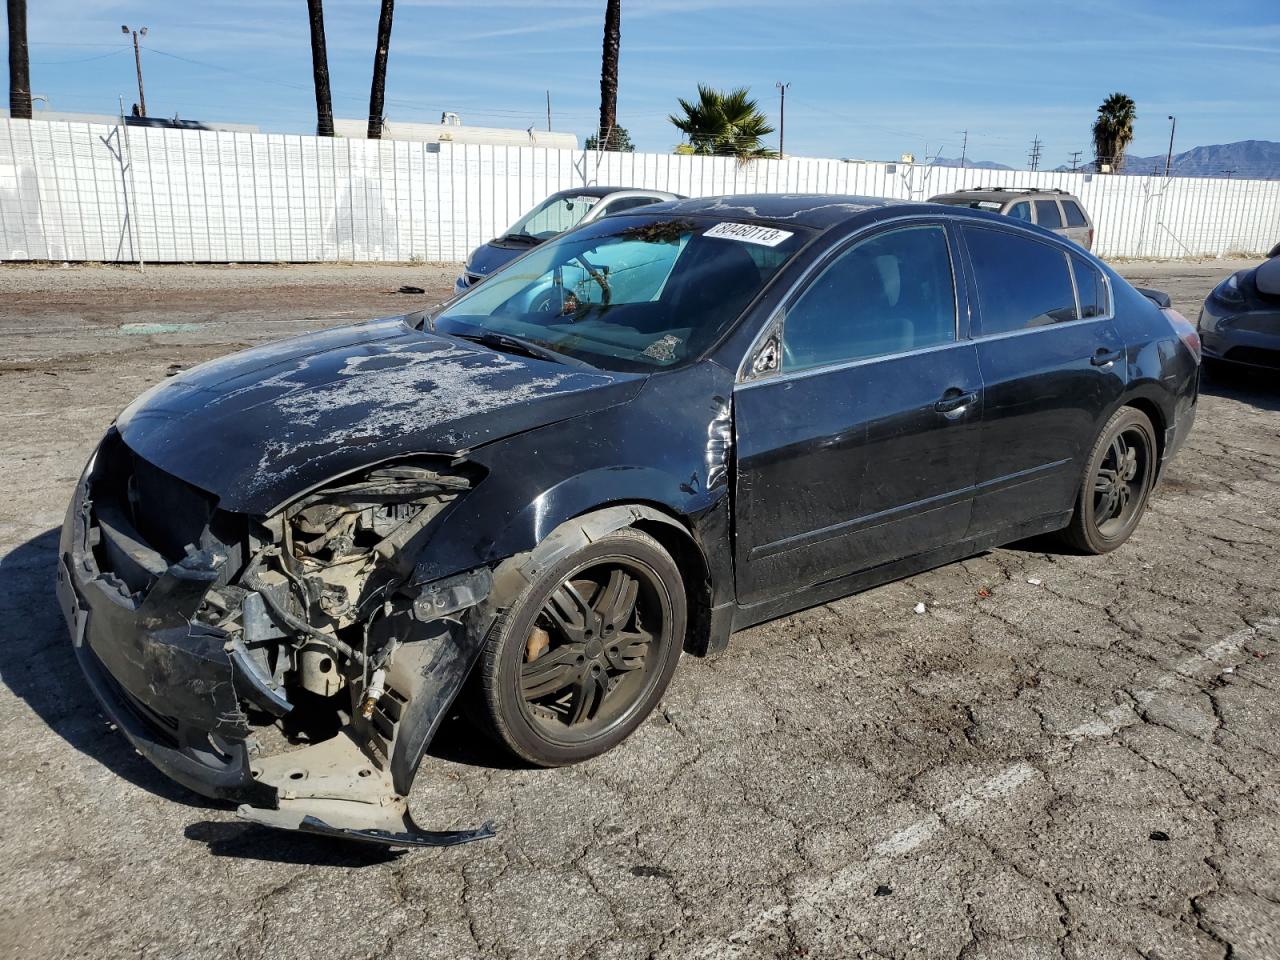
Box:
(1202, 363, 1280, 410)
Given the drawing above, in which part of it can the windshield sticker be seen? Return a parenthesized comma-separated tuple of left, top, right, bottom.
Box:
(703, 221, 794, 247)
(642, 334, 682, 361)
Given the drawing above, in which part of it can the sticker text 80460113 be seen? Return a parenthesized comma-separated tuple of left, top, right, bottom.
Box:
(703, 222, 794, 247)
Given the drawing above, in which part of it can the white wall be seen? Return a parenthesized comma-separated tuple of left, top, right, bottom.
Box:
(2, 118, 1278, 263)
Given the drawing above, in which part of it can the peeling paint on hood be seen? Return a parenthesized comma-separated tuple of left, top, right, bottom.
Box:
(117, 317, 643, 514)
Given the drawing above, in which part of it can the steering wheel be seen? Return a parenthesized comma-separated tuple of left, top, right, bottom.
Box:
(574, 255, 612, 307)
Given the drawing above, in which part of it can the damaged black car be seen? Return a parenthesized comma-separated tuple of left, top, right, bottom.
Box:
(57, 195, 1199, 846)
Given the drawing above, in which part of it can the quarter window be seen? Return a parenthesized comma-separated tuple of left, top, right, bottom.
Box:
(1007, 202, 1032, 221)
(1034, 200, 1064, 229)
(1062, 200, 1088, 227)
(963, 226, 1078, 334)
(782, 225, 956, 371)
(1071, 254, 1108, 318)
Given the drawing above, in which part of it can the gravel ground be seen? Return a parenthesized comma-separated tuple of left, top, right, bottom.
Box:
(0, 258, 1277, 960)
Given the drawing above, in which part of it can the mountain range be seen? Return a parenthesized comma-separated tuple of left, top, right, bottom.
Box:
(1051, 140, 1280, 179)
(929, 141, 1279, 180)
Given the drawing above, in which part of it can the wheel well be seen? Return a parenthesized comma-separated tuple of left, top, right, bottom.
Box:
(1122, 397, 1167, 467)
(629, 517, 713, 657)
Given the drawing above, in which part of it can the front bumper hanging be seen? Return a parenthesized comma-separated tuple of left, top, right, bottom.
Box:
(57, 466, 495, 849)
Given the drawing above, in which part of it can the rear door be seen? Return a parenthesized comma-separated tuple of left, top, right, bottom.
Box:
(733, 221, 983, 605)
(959, 224, 1126, 536)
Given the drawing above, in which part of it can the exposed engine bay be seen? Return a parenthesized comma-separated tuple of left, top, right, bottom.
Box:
(66, 433, 497, 846)
(202, 463, 473, 717)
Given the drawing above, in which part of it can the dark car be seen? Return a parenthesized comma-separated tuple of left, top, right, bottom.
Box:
(57, 195, 1200, 846)
(455, 186, 681, 295)
(1198, 256, 1280, 373)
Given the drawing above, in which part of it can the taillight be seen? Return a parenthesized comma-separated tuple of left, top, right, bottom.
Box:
(1163, 307, 1201, 362)
(1087, 228, 1094, 250)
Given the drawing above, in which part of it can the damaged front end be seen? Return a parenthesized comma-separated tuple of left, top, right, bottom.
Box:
(57, 429, 496, 846)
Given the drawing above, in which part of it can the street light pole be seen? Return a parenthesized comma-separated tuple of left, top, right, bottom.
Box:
(121, 24, 148, 117)
(1164, 115, 1177, 177)
(775, 81, 790, 157)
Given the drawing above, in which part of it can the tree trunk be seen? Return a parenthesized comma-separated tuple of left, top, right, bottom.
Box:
(7, 0, 31, 120)
(306, 0, 333, 137)
(367, 0, 395, 140)
(597, 0, 620, 150)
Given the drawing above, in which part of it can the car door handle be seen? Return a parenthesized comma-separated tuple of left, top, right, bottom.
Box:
(934, 390, 977, 414)
(1090, 349, 1123, 367)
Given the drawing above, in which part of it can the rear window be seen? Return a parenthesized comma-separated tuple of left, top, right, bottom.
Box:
(963, 226, 1077, 334)
(1071, 254, 1108, 318)
(1007, 202, 1032, 221)
(1062, 200, 1088, 227)
(1034, 200, 1063, 229)
(600, 196, 662, 216)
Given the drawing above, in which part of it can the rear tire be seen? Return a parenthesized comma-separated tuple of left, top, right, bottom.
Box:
(475, 527, 685, 767)
(1057, 406, 1157, 554)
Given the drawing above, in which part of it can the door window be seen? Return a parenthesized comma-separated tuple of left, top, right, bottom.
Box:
(1034, 200, 1064, 229)
(1007, 202, 1032, 221)
(963, 226, 1078, 333)
(781, 225, 956, 371)
(1070, 254, 1108, 318)
(1062, 200, 1089, 227)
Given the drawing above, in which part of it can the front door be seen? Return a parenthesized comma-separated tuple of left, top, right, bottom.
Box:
(734, 222, 983, 606)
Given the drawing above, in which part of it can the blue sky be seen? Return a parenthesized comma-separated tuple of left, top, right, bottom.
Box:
(10, 0, 1280, 171)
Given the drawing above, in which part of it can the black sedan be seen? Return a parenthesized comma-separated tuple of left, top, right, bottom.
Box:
(1199, 256, 1280, 373)
(56, 195, 1200, 846)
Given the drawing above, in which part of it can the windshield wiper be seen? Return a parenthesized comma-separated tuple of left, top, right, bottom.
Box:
(452, 331, 597, 370)
(500, 232, 543, 244)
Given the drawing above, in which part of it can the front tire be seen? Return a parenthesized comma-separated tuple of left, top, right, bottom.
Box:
(1057, 406, 1157, 554)
(476, 527, 685, 767)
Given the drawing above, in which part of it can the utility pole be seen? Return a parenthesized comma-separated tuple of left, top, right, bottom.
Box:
(546, 90, 551, 132)
(1028, 135, 1042, 172)
(957, 129, 968, 169)
(1164, 115, 1177, 177)
(121, 24, 148, 117)
(1068, 150, 1082, 172)
(775, 81, 790, 157)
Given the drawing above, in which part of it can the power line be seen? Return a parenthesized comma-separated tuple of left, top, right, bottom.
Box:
(1027, 135, 1042, 172)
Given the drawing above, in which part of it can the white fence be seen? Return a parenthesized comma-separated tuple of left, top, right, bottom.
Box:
(1, 118, 1278, 263)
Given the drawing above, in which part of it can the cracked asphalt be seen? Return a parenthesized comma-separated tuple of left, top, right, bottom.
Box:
(0, 258, 1277, 960)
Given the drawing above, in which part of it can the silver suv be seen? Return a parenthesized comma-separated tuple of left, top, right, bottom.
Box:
(928, 187, 1094, 250)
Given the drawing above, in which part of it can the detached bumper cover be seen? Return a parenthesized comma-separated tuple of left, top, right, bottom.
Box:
(58, 466, 494, 847)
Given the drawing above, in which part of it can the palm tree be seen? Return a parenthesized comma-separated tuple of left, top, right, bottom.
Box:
(1092, 92, 1136, 173)
(597, 0, 621, 150)
(367, 0, 395, 139)
(7, 0, 31, 119)
(306, 0, 333, 136)
(669, 85, 776, 160)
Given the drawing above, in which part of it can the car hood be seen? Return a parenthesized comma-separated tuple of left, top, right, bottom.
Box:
(116, 317, 643, 515)
(467, 239, 536, 280)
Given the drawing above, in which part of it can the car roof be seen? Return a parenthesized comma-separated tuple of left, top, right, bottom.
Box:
(930, 188, 1075, 204)
(627, 193, 1085, 249)
(638, 193, 909, 230)
(547, 185, 678, 200)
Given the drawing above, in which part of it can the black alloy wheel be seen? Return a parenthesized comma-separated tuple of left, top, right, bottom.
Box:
(476, 527, 685, 766)
(1059, 406, 1157, 554)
